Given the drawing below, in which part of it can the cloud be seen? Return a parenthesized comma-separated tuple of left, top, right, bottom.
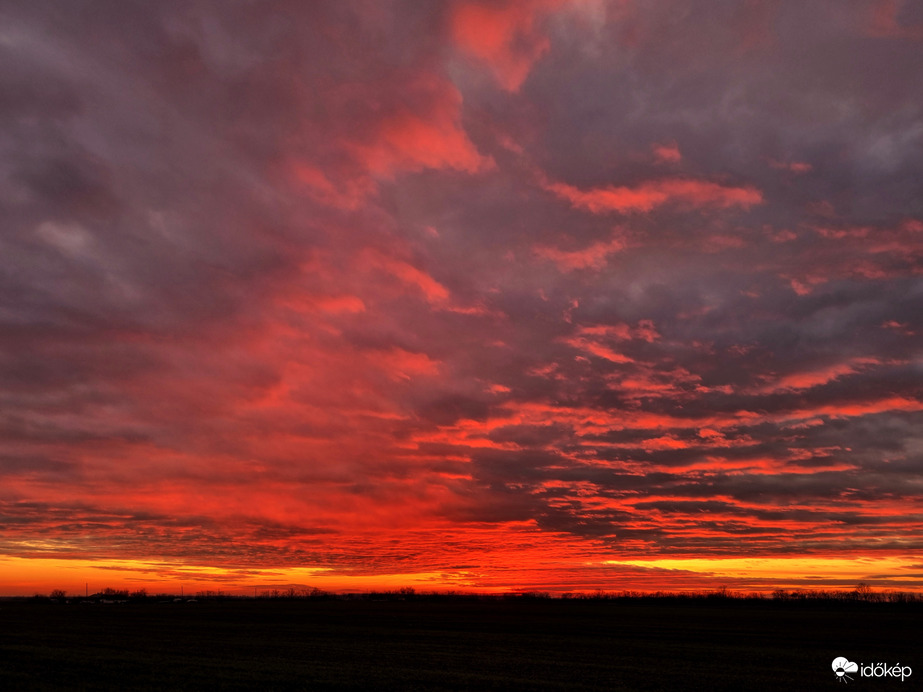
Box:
(534, 235, 626, 271)
(768, 159, 812, 174)
(543, 177, 763, 214)
(1, 0, 921, 594)
(357, 74, 493, 176)
(653, 142, 682, 164)
(450, 0, 562, 92)
(867, 0, 923, 39)
(360, 250, 451, 304)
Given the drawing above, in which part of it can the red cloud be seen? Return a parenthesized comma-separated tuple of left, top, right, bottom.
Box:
(652, 142, 682, 163)
(450, 0, 562, 91)
(279, 294, 366, 315)
(544, 177, 763, 214)
(361, 250, 450, 303)
(357, 74, 491, 177)
(533, 236, 626, 271)
(577, 322, 660, 343)
(754, 358, 881, 394)
(378, 348, 442, 381)
(289, 163, 375, 211)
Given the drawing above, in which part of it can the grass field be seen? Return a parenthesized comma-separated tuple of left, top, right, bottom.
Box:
(1, 597, 919, 690)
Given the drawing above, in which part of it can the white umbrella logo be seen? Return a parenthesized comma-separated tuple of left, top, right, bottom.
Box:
(832, 657, 858, 683)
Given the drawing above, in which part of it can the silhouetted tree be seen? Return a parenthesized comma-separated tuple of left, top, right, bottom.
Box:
(101, 587, 129, 599)
(853, 582, 874, 601)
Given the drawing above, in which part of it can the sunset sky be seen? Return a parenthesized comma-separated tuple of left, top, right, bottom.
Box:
(2, 1, 922, 597)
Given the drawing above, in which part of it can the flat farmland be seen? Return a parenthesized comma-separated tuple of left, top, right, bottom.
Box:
(0, 598, 919, 690)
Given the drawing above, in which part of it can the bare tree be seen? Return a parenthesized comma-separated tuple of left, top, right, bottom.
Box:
(853, 582, 874, 601)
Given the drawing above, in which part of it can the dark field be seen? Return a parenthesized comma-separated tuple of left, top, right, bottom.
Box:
(1, 597, 919, 691)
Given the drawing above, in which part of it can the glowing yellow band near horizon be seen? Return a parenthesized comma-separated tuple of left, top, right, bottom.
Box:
(603, 556, 918, 584)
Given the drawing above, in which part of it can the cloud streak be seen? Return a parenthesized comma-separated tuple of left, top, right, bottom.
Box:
(543, 177, 764, 214)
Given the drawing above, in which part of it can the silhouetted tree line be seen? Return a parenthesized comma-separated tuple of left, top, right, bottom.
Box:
(34, 587, 148, 602)
(27, 582, 922, 605)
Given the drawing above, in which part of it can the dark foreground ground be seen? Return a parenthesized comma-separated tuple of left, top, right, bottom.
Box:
(0, 597, 919, 691)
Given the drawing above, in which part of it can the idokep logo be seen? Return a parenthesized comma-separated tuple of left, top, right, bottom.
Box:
(832, 657, 912, 683)
(833, 658, 858, 683)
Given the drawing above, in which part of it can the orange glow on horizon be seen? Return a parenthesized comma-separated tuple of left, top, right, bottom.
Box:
(605, 556, 923, 592)
(5, 553, 922, 598)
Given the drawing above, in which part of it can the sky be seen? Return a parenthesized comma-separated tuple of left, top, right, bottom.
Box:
(1, 0, 922, 597)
